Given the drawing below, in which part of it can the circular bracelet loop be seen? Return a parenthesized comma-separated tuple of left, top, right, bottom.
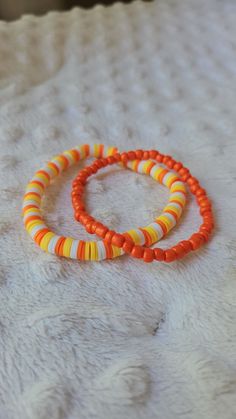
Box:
(22, 144, 186, 261)
(73, 149, 214, 263)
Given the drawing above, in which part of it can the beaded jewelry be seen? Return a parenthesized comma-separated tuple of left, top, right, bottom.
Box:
(73, 149, 214, 263)
(22, 145, 186, 261)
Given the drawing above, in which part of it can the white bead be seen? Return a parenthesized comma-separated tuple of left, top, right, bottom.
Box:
(29, 224, 47, 238)
(163, 212, 176, 226)
(162, 172, 174, 187)
(97, 241, 106, 261)
(22, 199, 40, 208)
(133, 229, 146, 245)
(47, 235, 61, 254)
(70, 240, 80, 259)
(150, 164, 161, 179)
(146, 222, 164, 239)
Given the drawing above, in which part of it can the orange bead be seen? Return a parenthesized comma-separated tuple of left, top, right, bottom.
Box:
(166, 158, 175, 169)
(143, 151, 150, 160)
(95, 224, 108, 238)
(91, 222, 99, 234)
(85, 221, 94, 234)
(156, 154, 163, 163)
(34, 228, 49, 245)
(113, 153, 121, 162)
(72, 184, 84, 192)
(135, 150, 144, 159)
(111, 233, 125, 248)
(90, 165, 98, 174)
(173, 162, 183, 171)
(121, 152, 128, 163)
(127, 151, 136, 160)
(196, 188, 206, 197)
(172, 245, 186, 259)
(143, 248, 154, 263)
(162, 155, 172, 164)
(199, 198, 211, 207)
(200, 207, 212, 216)
(201, 223, 213, 233)
(149, 150, 158, 159)
(72, 178, 80, 188)
(187, 177, 199, 186)
(190, 184, 200, 194)
(131, 245, 144, 259)
(55, 237, 66, 256)
(189, 233, 204, 250)
(74, 203, 85, 211)
(94, 160, 103, 169)
(123, 240, 134, 254)
(179, 167, 189, 176)
(107, 156, 116, 165)
(179, 240, 192, 253)
(181, 172, 191, 182)
(104, 230, 115, 243)
(203, 211, 213, 219)
(154, 248, 165, 261)
(198, 230, 209, 242)
(164, 249, 177, 262)
(74, 211, 80, 221)
(99, 158, 109, 167)
(76, 177, 86, 185)
(80, 213, 93, 224)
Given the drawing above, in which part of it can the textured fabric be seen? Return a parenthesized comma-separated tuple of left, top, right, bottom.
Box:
(0, 1, 236, 418)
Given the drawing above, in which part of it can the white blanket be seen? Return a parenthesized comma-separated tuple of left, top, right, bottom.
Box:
(0, 1, 236, 418)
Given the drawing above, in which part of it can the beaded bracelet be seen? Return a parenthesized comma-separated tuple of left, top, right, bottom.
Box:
(72, 160, 187, 248)
(22, 144, 186, 261)
(73, 149, 214, 263)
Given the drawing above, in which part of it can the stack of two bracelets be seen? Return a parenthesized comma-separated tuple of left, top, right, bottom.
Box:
(22, 144, 214, 263)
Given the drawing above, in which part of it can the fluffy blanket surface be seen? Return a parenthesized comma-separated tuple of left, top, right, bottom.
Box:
(0, 1, 236, 418)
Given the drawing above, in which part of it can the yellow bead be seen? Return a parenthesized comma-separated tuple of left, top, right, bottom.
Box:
(40, 232, 55, 252)
(84, 242, 91, 261)
(93, 144, 100, 158)
(164, 204, 181, 217)
(126, 229, 142, 245)
(24, 193, 41, 203)
(90, 242, 97, 261)
(142, 161, 153, 174)
(106, 146, 117, 156)
(62, 237, 74, 258)
(26, 182, 44, 194)
(26, 220, 44, 232)
(171, 183, 186, 194)
(142, 226, 158, 243)
(153, 167, 164, 180)
(35, 172, 50, 186)
(158, 215, 173, 232)
(165, 174, 179, 188)
(111, 245, 122, 258)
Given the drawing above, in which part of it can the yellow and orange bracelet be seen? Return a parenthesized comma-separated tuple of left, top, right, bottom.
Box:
(22, 144, 214, 263)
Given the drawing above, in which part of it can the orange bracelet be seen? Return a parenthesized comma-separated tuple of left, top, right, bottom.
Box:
(72, 150, 214, 263)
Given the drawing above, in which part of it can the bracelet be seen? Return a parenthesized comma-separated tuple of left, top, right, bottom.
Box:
(72, 161, 187, 247)
(73, 149, 214, 263)
(22, 144, 185, 261)
(22, 144, 118, 260)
